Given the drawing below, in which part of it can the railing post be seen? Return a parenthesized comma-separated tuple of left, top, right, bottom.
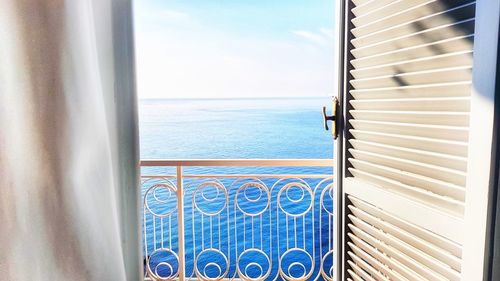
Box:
(176, 165, 185, 281)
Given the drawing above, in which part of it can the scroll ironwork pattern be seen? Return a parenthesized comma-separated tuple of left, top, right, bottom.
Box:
(143, 173, 334, 281)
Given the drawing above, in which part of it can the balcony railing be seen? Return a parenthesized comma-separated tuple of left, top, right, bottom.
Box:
(141, 159, 334, 281)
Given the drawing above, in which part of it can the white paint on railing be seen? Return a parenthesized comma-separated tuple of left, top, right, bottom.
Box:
(140, 159, 333, 167)
(177, 166, 186, 281)
(142, 159, 334, 281)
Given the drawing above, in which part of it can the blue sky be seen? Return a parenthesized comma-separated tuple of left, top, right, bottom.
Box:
(134, 0, 335, 99)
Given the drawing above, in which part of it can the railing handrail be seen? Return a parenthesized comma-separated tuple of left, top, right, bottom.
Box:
(140, 158, 333, 167)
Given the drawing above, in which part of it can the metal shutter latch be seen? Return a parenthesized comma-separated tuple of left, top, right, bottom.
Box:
(322, 96, 340, 139)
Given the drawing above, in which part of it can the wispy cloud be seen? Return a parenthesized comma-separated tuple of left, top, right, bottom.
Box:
(292, 27, 334, 46)
(319, 27, 334, 39)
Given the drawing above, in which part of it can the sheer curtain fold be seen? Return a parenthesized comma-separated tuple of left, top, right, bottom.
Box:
(0, 0, 141, 280)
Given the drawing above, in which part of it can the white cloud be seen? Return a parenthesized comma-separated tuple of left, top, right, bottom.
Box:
(292, 27, 334, 46)
(320, 27, 334, 39)
(292, 31, 327, 45)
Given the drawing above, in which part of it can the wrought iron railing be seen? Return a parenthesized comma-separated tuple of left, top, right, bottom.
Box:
(141, 159, 334, 281)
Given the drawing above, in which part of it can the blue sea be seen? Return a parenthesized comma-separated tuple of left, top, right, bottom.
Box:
(139, 98, 333, 160)
(139, 98, 334, 280)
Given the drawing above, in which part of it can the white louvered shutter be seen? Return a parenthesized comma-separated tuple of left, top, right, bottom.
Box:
(334, 0, 500, 280)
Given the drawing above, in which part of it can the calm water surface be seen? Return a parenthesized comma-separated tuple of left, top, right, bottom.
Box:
(139, 98, 333, 159)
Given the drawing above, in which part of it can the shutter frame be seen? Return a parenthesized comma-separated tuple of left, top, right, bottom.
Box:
(461, 1, 500, 279)
(333, 1, 348, 281)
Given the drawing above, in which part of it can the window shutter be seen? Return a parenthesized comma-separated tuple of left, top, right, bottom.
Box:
(337, 0, 500, 280)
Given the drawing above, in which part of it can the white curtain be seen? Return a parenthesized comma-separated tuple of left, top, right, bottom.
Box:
(0, 0, 141, 280)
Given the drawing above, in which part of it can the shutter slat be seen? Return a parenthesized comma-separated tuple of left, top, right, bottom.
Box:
(350, 233, 453, 281)
(347, 267, 373, 281)
(349, 110, 469, 126)
(349, 158, 465, 200)
(351, 0, 395, 17)
(349, 224, 461, 279)
(351, 0, 374, 7)
(352, 0, 431, 27)
(349, 148, 466, 185)
(349, 196, 463, 257)
(350, 97, 470, 111)
(349, 120, 468, 142)
(349, 139, 468, 171)
(350, 81, 472, 99)
(348, 216, 461, 279)
(348, 252, 390, 281)
(351, 51, 473, 79)
(349, 234, 429, 281)
(350, 110, 469, 126)
(348, 209, 462, 275)
(347, 260, 381, 281)
(349, 130, 469, 157)
(348, 243, 408, 280)
(352, 19, 474, 58)
(350, 66, 472, 89)
(352, 35, 474, 68)
(352, 2, 475, 48)
(352, 1, 474, 37)
(349, 168, 465, 215)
